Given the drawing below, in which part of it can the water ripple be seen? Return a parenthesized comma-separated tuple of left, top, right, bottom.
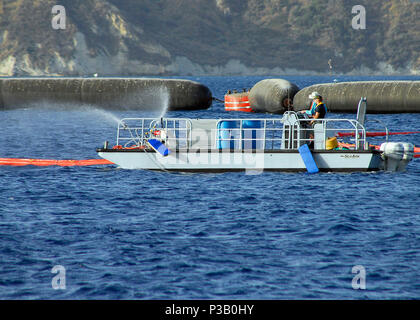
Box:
(1, 76, 420, 299)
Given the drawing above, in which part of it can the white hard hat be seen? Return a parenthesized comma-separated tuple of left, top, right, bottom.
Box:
(309, 91, 321, 99)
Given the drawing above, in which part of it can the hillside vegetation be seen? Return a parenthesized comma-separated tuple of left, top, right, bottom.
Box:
(0, 0, 419, 76)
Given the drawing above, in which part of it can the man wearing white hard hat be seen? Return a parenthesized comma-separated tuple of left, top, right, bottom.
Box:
(300, 91, 322, 117)
(308, 93, 327, 125)
(299, 92, 328, 148)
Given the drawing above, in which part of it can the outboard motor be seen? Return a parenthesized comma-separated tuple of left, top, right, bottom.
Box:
(398, 142, 415, 172)
(380, 142, 414, 172)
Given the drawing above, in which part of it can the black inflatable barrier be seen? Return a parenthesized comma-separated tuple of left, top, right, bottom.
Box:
(0, 78, 213, 111)
(293, 81, 420, 113)
(249, 79, 299, 114)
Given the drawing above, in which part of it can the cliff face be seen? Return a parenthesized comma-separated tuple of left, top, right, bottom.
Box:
(0, 0, 419, 76)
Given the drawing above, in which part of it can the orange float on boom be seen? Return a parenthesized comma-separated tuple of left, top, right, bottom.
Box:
(224, 91, 254, 112)
(0, 158, 113, 167)
(337, 131, 420, 138)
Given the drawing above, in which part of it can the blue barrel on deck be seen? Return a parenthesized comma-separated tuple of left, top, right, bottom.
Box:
(242, 120, 263, 150)
(217, 121, 238, 149)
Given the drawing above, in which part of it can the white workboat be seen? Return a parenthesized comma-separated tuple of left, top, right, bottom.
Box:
(97, 99, 415, 172)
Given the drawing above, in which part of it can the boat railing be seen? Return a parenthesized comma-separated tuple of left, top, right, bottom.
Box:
(115, 115, 369, 151)
(214, 119, 283, 151)
(280, 112, 368, 150)
(365, 119, 389, 142)
(116, 118, 192, 148)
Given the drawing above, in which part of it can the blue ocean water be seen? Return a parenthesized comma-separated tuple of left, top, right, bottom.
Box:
(0, 75, 419, 300)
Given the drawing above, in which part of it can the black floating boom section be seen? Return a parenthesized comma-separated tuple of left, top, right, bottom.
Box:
(0, 78, 213, 111)
(293, 81, 420, 113)
(249, 79, 300, 114)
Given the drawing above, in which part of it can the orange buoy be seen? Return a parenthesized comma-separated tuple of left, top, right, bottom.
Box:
(224, 91, 253, 112)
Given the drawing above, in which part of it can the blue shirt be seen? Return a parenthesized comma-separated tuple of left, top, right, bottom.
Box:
(305, 101, 317, 116)
(306, 101, 327, 117)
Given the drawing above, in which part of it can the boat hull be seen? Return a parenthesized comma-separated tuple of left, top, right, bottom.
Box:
(97, 149, 382, 172)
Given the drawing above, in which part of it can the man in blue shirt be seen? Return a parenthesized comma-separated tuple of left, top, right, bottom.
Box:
(299, 92, 328, 148)
(309, 94, 327, 125)
(301, 91, 319, 116)
(300, 92, 327, 117)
